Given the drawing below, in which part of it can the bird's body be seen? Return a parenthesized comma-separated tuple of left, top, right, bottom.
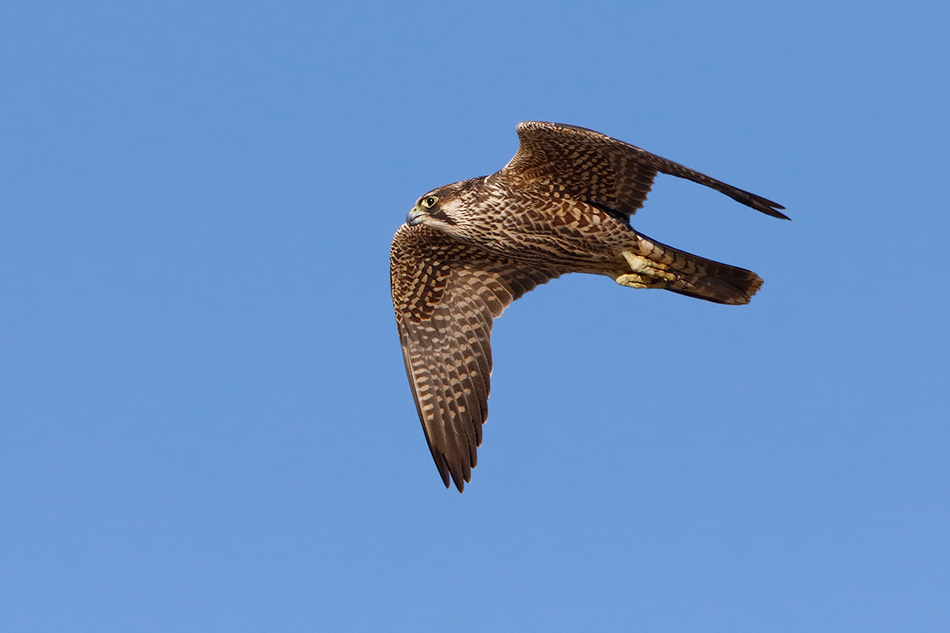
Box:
(407, 175, 633, 272)
(391, 121, 786, 491)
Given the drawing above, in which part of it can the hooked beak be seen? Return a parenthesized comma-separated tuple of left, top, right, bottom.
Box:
(406, 207, 425, 226)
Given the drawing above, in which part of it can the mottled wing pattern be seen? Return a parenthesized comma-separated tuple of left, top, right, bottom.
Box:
(390, 224, 560, 491)
(504, 121, 788, 220)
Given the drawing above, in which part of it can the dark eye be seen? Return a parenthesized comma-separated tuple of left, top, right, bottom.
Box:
(422, 196, 438, 208)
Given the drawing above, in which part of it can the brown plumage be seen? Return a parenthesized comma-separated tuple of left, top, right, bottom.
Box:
(390, 121, 787, 491)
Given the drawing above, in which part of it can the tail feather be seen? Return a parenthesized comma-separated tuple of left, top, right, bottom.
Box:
(632, 233, 763, 305)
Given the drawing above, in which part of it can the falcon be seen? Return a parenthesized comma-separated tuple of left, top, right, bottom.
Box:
(390, 121, 787, 491)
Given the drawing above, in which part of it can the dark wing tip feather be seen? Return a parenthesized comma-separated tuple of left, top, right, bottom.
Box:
(431, 447, 452, 489)
(731, 190, 789, 220)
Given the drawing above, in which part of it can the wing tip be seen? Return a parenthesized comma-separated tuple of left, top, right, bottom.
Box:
(756, 199, 790, 221)
(730, 189, 788, 220)
(429, 446, 470, 493)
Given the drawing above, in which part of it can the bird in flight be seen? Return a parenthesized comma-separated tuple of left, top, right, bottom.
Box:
(390, 121, 787, 491)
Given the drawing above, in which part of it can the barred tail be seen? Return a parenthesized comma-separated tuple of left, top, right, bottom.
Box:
(622, 232, 764, 305)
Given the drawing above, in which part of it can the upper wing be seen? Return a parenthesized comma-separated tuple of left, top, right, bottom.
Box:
(391, 224, 560, 491)
(501, 121, 788, 220)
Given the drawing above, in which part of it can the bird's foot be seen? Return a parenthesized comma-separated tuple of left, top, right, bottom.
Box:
(613, 251, 677, 288)
(614, 273, 667, 289)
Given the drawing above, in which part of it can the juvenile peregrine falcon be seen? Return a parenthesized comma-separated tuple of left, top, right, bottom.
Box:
(390, 121, 787, 491)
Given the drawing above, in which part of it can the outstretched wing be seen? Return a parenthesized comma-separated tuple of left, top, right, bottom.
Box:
(502, 121, 788, 220)
(390, 224, 561, 491)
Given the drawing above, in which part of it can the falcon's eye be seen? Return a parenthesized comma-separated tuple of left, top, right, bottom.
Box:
(421, 196, 438, 208)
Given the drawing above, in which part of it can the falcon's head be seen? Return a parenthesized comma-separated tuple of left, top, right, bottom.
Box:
(405, 178, 484, 232)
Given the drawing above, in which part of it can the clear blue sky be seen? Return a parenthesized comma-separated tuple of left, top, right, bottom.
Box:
(2, 1, 948, 631)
